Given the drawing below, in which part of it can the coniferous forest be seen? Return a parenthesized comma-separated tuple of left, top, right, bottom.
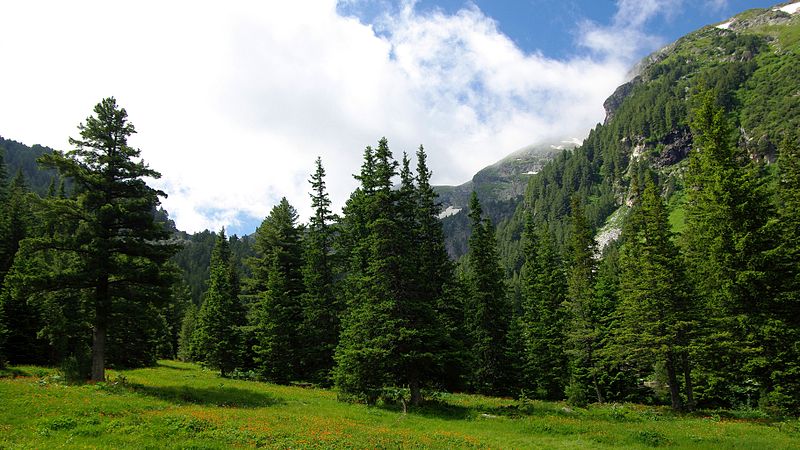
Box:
(1, 4, 800, 435)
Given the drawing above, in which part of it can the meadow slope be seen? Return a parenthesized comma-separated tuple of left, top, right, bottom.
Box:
(1, 361, 799, 449)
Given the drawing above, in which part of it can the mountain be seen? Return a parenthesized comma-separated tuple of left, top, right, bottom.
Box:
(0, 136, 62, 195)
(434, 140, 579, 258)
(476, 1, 800, 273)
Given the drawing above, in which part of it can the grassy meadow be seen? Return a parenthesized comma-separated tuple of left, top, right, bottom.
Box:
(1, 360, 799, 449)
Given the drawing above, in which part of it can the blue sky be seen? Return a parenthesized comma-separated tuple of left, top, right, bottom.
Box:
(340, 1, 777, 59)
(0, 0, 788, 235)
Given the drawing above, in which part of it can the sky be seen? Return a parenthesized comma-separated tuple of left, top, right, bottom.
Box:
(0, 0, 781, 235)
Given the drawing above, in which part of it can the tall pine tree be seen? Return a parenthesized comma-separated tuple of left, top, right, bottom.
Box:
(21, 98, 176, 380)
(300, 158, 340, 384)
(519, 212, 568, 400)
(465, 191, 511, 395)
(250, 198, 305, 383)
(614, 175, 695, 410)
(564, 196, 604, 405)
(194, 229, 245, 377)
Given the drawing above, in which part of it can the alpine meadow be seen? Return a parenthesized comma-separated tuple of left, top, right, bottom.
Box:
(3, 1, 800, 449)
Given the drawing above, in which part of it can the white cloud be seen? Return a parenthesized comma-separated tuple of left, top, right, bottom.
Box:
(0, 0, 648, 234)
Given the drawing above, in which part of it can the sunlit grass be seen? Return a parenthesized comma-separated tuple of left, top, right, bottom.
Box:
(1, 361, 799, 449)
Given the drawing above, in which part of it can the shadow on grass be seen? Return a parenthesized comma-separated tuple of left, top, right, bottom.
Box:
(129, 383, 284, 408)
(154, 361, 193, 371)
(0, 367, 34, 378)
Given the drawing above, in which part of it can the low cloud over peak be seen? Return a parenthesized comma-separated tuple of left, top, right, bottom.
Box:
(0, 0, 680, 234)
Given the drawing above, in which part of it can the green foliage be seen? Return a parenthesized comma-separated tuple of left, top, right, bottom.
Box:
(518, 214, 568, 400)
(612, 174, 696, 410)
(193, 229, 245, 377)
(465, 192, 511, 395)
(334, 139, 452, 405)
(7, 98, 178, 381)
(250, 198, 305, 383)
(299, 157, 340, 385)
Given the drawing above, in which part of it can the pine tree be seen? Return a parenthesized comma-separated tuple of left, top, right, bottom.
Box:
(519, 212, 568, 400)
(334, 139, 400, 403)
(682, 91, 773, 407)
(14, 98, 177, 380)
(194, 229, 244, 376)
(300, 158, 340, 384)
(177, 303, 198, 362)
(614, 175, 695, 410)
(465, 191, 511, 395)
(763, 133, 800, 413)
(250, 198, 304, 383)
(564, 196, 603, 405)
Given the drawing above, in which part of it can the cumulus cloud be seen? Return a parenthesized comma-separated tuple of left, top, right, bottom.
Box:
(0, 0, 653, 234)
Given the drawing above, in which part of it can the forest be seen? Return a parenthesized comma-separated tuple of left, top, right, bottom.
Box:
(0, 86, 798, 419)
(1, 10, 800, 434)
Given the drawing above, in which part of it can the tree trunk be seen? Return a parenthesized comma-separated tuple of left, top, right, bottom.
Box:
(410, 375, 422, 407)
(666, 352, 683, 411)
(91, 323, 106, 382)
(682, 352, 694, 411)
(589, 345, 604, 403)
(91, 277, 110, 382)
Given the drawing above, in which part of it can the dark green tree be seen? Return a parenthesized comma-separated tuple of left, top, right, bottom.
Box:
(682, 91, 773, 407)
(614, 176, 695, 410)
(519, 212, 568, 400)
(194, 228, 244, 376)
(564, 196, 603, 405)
(250, 198, 305, 383)
(762, 133, 800, 413)
(465, 191, 511, 395)
(177, 303, 198, 362)
(334, 139, 400, 403)
(17, 98, 177, 380)
(299, 158, 340, 384)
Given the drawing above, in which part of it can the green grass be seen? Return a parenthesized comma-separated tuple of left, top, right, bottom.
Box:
(2, 361, 799, 449)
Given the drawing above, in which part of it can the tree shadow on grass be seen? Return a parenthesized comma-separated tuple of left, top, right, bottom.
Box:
(154, 361, 193, 371)
(129, 383, 284, 408)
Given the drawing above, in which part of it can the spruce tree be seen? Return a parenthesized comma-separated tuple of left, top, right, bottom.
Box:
(614, 175, 695, 410)
(764, 134, 800, 413)
(300, 158, 340, 384)
(682, 91, 773, 407)
(15, 98, 177, 380)
(334, 139, 400, 403)
(520, 212, 568, 400)
(194, 229, 244, 376)
(177, 303, 198, 362)
(465, 191, 511, 395)
(564, 196, 603, 405)
(250, 198, 304, 383)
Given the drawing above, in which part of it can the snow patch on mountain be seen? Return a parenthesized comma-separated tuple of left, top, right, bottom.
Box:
(716, 20, 733, 30)
(775, 1, 800, 14)
(438, 205, 462, 219)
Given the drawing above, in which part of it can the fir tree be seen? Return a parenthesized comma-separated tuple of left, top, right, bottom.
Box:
(334, 139, 400, 403)
(519, 212, 568, 400)
(300, 158, 340, 384)
(465, 191, 511, 395)
(177, 303, 198, 362)
(682, 91, 773, 407)
(614, 175, 695, 410)
(194, 228, 244, 376)
(564, 196, 603, 405)
(19, 98, 177, 380)
(250, 198, 305, 383)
